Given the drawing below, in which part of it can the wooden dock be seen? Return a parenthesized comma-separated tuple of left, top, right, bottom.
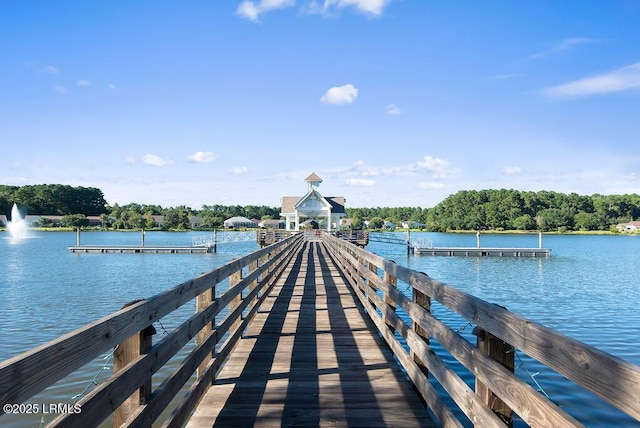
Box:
(3, 232, 640, 428)
(187, 241, 434, 427)
(414, 246, 551, 257)
(68, 245, 213, 253)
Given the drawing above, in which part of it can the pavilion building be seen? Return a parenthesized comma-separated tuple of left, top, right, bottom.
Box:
(280, 173, 346, 232)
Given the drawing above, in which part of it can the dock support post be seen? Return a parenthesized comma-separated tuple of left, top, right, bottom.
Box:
(539, 230, 543, 249)
(473, 327, 515, 427)
(213, 229, 217, 253)
(141, 228, 145, 247)
(76, 227, 81, 246)
(477, 230, 481, 248)
(113, 301, 155, 427)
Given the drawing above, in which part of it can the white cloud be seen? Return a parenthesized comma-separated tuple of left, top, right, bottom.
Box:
(543, 63, 640, 99)
(237, 0, 295, 22)
(42, 65, 60, 74)
(77, 80, 90, 87)
(503, 166, 522, 175)
(346, 178, 375, 186)
(186, 151, 218, 163)
(415, 155, 455, 179)
(231, 166, 250, 175)
(320, 84, 358, 105)
(528, 37, 597, 60)
(108, 83, 116, 90)
(305, 0, 393, 17)
(142, 154, 173, 167)
(53, 85, 67, 94)
(385, 103, 402, 115)
(418, 181, 445, 189)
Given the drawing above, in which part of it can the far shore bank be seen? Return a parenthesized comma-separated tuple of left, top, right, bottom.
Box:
(1, 227, 637, 236)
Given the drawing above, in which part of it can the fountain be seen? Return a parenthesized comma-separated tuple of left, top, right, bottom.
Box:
(6, 203, 30, 238)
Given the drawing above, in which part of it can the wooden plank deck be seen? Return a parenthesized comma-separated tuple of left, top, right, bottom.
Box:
(186, 240, 435, 427)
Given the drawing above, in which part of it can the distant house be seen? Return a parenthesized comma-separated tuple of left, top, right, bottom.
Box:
(402, 221, 425, 229)
(224, 216, 257, 228)
(383, 221, 396, 230)
(280, 172, 346, 232)
(259, 219, 285, 229)
(151, 215, 164, 227)
(616, 221, 640, 232)
(189, 216, 202, 228)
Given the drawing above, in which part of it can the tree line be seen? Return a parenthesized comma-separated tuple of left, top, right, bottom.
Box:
(2, 184, 639, 232)
(346, 189, 640, 232)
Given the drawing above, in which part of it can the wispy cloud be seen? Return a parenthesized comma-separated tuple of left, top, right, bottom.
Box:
(543, 62, 640, 99)
(53, 85, 67, 94)
(490, 73, 523, 80)
(305, 0, 394, 17)
(385, 103, 402, 115)
(125, 156, 136, 164)
(320, 83, 358, 105)
(503, 166, 522, 175)
(142, 154, 173, 167)
(418, 181, 445, 189)
(346, 177, 375, 186)
(41, 65, 60, 74)
(237, 0, 295, 22)
(231, 166, 249, 175)
(108, 83, 116, 90)
(528, 37, 597, 60)
(414, 155, 456, 179)
(77, 80, 91, 87)
(186, 151, 218, 163)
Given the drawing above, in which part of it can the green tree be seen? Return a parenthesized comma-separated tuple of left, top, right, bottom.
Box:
(61, 214, 90, 228)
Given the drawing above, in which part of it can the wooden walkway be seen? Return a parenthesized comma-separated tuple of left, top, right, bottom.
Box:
(187, 240, 435, 427)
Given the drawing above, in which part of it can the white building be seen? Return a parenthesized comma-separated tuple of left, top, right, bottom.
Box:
(280, 173, 346, 232)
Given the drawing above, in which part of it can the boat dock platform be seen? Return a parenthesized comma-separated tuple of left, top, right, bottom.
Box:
(413, 246, 551, 257)
(68, 245, 213, 253)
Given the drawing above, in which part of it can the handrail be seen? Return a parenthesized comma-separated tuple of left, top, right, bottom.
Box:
(321, 233, 640, 427)
(0, 233, 303, 427)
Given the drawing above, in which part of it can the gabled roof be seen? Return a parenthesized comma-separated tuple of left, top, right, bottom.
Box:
(305, 172, 322, 183)
(280, 195, 345, 214)
(295, 189, 331, 210)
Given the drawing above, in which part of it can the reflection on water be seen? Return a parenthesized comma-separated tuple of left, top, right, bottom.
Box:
(1, 231, 639, 427)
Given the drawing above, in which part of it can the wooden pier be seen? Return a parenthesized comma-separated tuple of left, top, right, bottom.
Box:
(68, 245, 213, 253)
(413, 246, 551, 257)
(2, 233, 639, 427)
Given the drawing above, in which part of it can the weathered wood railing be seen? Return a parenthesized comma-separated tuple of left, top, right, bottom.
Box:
(0, 233, 303, 427)
(322, 233, 640, 427)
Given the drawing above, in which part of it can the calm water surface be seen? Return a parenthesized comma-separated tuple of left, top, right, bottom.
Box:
(1, 231, 639, 427)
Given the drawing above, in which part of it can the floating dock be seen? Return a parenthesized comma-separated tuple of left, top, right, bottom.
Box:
(413, 246, 551, 257)
(68, 245, 213, 254)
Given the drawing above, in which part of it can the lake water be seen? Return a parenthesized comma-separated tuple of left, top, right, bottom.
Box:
(1, 231, 639, 427)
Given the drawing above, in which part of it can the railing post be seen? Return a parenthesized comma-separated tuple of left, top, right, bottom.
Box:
(412, 285, 430, 377)
(196, 284, 216, 378)
(367, 261, 378, 307)
(249, 259, 259, 306)
(383, 263, 397, 331)
(473, 327, 515, 427)
(113, 301, 155, 427)
(230, 269, 243, 332)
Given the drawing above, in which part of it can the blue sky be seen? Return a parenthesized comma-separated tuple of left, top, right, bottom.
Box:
(2, 1, 640, 209)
